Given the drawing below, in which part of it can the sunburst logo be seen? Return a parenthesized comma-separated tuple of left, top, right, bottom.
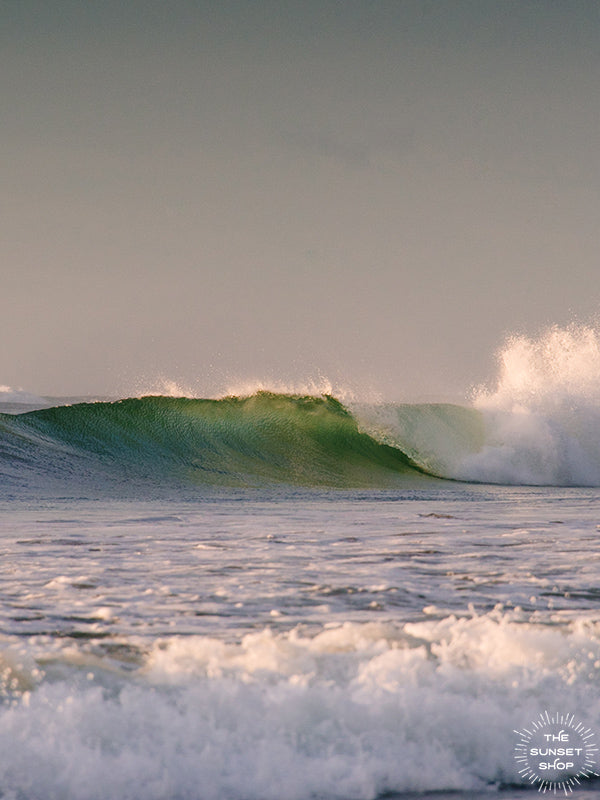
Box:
(514, 711, 598, 794)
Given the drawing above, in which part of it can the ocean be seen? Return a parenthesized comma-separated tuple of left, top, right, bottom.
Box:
(2, 330, 600, 800)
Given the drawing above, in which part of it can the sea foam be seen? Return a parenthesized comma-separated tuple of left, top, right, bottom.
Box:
(1, 613, 599, 799)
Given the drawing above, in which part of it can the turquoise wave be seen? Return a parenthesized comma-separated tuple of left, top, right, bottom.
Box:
(0, 393, 433, 492)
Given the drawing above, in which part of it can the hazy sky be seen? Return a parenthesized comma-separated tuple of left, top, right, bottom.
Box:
(3, 0, 600, 400)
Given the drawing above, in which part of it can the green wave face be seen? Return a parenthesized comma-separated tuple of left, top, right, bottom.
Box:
(4, 393, 427, 490)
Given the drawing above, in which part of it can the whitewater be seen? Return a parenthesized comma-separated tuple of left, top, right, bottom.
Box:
(2, 324, 600, 799)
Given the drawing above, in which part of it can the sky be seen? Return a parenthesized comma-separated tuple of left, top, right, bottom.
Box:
(2, 0, 600, 401)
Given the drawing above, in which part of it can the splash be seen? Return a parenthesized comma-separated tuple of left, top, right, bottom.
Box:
(128, 376, 200, 399)
(474, 324, 600, 412)
(456, 324, 600, 485)
(222, 376, 370, 405)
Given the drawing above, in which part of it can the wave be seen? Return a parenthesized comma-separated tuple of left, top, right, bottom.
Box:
(458, 324, 600, 485)
(358, 324, 600, 487)
(3, 323, 600, 491)
(0, 393, 428, 494)
(1, 612, 600, 799)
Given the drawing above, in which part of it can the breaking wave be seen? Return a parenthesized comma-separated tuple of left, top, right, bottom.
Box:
(0, 393, 425, 495)
(3, 323, 600, 490)
(358, 324, 600, 487)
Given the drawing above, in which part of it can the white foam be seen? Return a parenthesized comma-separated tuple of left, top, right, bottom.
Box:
(1, 613, 599, 799)
(455, 324, 600, 485)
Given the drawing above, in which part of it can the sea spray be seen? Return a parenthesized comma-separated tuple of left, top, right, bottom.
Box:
(353, 324, 600, 486)
(457, 324, 600, 485)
